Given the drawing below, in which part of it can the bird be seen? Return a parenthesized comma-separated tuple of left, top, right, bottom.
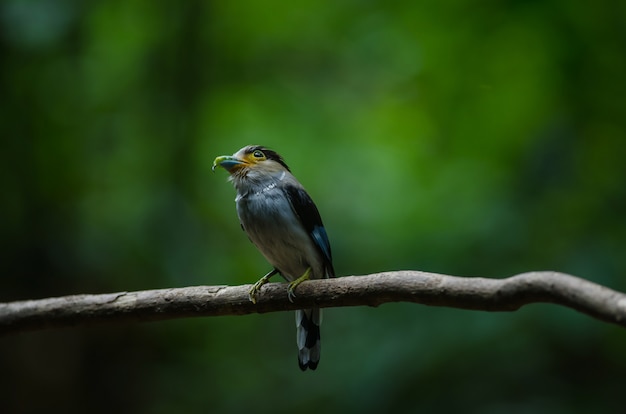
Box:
(212, 145, 334, 371)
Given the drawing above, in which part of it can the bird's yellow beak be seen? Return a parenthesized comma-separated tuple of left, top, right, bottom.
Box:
(212, 155, 246, 173)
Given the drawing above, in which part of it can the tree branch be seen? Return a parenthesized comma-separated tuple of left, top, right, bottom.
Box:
(2, 270, 626, 335)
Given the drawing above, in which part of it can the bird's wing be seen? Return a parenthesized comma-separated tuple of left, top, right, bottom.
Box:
(283, 185, 335, 277)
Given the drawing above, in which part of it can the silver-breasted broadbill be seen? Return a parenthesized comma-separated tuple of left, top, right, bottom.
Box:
(213, 145, 334, 371)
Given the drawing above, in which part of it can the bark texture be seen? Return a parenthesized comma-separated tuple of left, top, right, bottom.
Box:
(2, 271, 625, 335)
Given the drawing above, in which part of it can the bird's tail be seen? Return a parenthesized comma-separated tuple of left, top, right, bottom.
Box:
(295, 308, 321, 371)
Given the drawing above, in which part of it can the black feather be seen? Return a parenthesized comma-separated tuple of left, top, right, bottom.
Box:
(283, 185, 335, 277)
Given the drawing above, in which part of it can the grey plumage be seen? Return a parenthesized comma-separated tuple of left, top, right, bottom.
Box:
(213, 145, 334, 371)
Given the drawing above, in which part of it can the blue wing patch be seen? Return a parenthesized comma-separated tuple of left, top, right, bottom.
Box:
(311, 225, 332, 266)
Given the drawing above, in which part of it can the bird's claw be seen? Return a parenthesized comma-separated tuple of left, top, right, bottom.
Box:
(248, 280, 265, 304)
(287, 267, 312, 303)
(248, 269, 278, 304)
(287, 283, 297, 303)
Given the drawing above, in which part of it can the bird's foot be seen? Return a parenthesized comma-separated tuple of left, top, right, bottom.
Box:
(248, 269, 278, 304)
(248, 280, 265, 304)
(287, 267, 312, 303)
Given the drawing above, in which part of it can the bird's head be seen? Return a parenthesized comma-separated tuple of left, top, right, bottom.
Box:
(212, 145, 291, 182)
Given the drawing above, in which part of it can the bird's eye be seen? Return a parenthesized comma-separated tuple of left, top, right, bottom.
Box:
(252, 150, 265, 159)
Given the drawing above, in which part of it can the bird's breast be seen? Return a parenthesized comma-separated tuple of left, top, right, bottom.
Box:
(236, 189, 321, 280)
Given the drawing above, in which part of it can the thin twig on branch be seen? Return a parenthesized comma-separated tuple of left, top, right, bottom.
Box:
(1, 271, 625, 335)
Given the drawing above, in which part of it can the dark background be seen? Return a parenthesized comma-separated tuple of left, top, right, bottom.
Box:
(1, 1, 625, 413)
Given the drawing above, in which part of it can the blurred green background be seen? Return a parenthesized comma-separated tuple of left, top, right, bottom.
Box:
(1, 0, 625, 413)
